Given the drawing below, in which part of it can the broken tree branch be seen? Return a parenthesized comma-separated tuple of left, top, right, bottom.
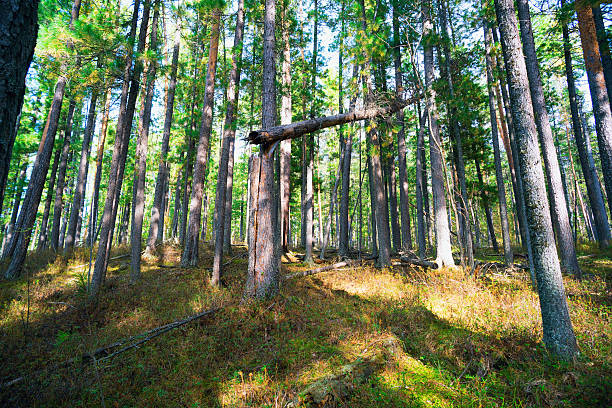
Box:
(284, 259, 364, 280)
(247, 97, 417, 145)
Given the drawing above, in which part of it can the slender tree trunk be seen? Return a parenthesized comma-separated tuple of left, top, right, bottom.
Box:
(423, 0, 454, 268)
(483, 21, 513, 265)
(65, 88, 98, 250)
(279, 0, 292, 253)
(386, 151, 401, 252)
(476, 160, 499, 252)
(181, 8, 221, 267)
(575, 0, 612, 222)
(415, 103, 427, 258)
(223, 136, 235, 254)
(0, 0, 40, 217)
(90, 0, 144, 295)
(211, 0, 245, 284)
(244, 0, 280, 299)
(147, 39, 180, 252)
(494, 0, 578, 359)
(5, 162, 28, 251)
(131, 3, 159, 281)
(516, 0, 581, 276)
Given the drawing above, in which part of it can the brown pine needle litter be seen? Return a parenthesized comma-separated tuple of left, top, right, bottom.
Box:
(0, 243, 610, 407)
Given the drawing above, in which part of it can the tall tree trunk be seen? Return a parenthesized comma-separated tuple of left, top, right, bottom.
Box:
(90, 0, 144, 296)
(4, 161, 28, 252)
(439, 1, 473, 269)
(147, 38, 180, 251)
(37, 149, 60, 250)
(358, 0, 391, 267)
(415, 103, 427, 258)
(181, 8, 221, 267)
(244, 0, 280, 299)
(131, 3, 159, 281)
(392, 0, 412, 251)
(562, 2, 611, 246)
(3, 0, 82, 278)
(223, 136, 235, 254)
(50, 101, 77, 250)
(476, 159, 499, 252)
(483, 21, 513, 265)
(87, 87, 111, 245)
(516, 0, 581, 277)
(279, 0, 292, 253)
(212, 0, 245, 284)
(0, 0, 40, 217)
(422, 0, 454, 268)
(494, 0, 578, 359)
(65, 88, 98, 250)
(575, 0, 612, 222)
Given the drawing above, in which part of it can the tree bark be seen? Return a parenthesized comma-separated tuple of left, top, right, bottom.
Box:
(516, 0, 581, 276)
(3, 0, 82, 278)
(147, 38, 180, 252)
(181, 8, 222, 267)
(0, 0, 40, 217)
(244, 0, 280, 299)
(279, 0, 292, 253)
(423, 0, 454, 268)
(592, 4, 612, 102)
(212, 0, 245, 285)
(415, 104, 427, 258)
(575, 0, 612, 223)
(494, 0, 578, 359)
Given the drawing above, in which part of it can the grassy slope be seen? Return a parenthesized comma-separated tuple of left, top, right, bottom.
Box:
(0, 243, 610, 407)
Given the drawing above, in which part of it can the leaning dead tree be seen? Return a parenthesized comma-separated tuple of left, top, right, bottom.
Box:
(247, 97, 416, 145)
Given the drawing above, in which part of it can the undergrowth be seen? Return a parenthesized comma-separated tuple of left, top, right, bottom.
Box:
(0, 243, 610, 407)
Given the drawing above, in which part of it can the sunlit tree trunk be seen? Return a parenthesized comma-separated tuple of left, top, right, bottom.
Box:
(279, 0, 292, 253)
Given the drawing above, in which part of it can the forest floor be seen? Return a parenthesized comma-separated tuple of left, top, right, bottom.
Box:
(0, 242, 610, 407)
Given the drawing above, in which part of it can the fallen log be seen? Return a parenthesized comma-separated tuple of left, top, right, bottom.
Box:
(247, 98, 416, 145)
(0, 306, 221, 389)
(284, 259, 364, 280)
(399, 256, 437, 269)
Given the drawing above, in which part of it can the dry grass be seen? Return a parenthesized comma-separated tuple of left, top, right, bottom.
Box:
(0, 243, 610, 407)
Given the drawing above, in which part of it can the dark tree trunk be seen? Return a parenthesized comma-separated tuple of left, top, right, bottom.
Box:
(65, 88, 98, 250)
(574, 0, 612, 229)
(181, 8, 221, 267)
(386, 152, 401, 252)
(0, 0, 40, 217)
(244, 0, 280, 299)
(4, 161, 28, 251)
(516, 0, 581, 277)
(423, 0, 454, 268)
(147, 39, 180, 252)
(494, 0, 578, 359)
(90, 0, 144, 296)
(476, 160, 499, 252)
(131, 3, 159, 281)
(3, 0, 82, 278)
(211, 0, 245, 284)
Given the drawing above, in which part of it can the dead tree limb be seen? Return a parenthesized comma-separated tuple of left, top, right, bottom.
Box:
(0, 307, 221, 389)
(247, 98, 416, 145)
(398, 256, 438, 269)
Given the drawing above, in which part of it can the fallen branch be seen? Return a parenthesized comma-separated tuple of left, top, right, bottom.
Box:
(399, 256, 437, 269)
(0, 306, 222, 389)
(284, 259, 363, 280)
(247, 98, 417, 145)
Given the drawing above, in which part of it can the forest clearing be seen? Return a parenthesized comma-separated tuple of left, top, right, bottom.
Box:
(2, 0, 612, 405)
